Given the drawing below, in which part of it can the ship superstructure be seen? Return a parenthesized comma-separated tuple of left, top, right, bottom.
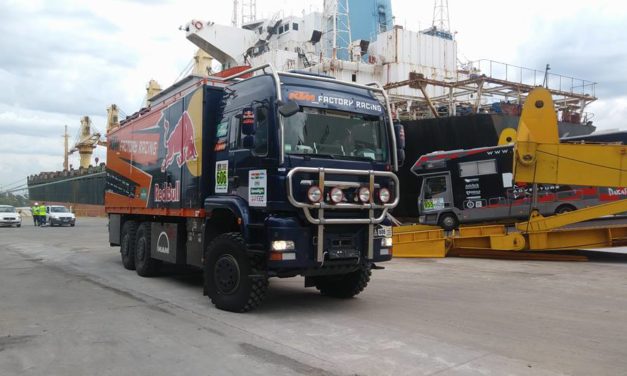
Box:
(185, 0, 596, 123)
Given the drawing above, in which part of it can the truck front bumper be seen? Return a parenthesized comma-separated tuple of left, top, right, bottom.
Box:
(50, 217, 76, 226)
(0, 219, 21, 227)
(265, 216, 392, 271)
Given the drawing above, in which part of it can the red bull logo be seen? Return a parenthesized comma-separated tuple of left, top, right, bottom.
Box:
(161, 111, 198, 172)
(154, 180, 180, 202)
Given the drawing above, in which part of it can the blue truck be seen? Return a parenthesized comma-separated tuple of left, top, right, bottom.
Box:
(106, 65, 404, 312)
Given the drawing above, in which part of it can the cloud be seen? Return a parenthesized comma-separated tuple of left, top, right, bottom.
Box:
(513, 9, 627, 99)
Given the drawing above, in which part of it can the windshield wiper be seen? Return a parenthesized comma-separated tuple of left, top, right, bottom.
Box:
(289, 153, 336, 159)
(342, 155, 375, 162)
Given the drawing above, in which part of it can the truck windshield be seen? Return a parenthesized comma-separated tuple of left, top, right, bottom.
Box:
(283, 107, 388, 162)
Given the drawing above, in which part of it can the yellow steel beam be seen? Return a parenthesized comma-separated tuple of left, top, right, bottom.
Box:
(516, 87, 559, 145)
(514, 88, 627, 187)
(452, 225, 526, 251)
(515, 142, 627, 187)
(516, 199, 627, 232)
(392, 222, 627, 258)
(526, 225, 627, 250)
(392, 225, 449, 258)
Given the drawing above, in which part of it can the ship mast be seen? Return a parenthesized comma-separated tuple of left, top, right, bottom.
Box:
(432, 0, 451, 33)
(232, 0, 239, 27)
(63, 125, 69, 171)
(241, 0, 257, 25)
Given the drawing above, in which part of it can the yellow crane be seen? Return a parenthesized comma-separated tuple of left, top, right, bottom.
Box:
(68, 105, 119, 169)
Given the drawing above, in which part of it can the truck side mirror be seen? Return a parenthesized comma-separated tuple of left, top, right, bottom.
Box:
(278, 100, 300, 117)
(394, 120, 406, 167)
(241, 107, 256, 135)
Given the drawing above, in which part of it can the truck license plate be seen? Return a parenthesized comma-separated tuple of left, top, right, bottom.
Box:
(328, 248, 359, 259)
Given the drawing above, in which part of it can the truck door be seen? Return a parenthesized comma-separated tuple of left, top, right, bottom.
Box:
(227, 105, 272, 204)
(419, 174, 453, 215)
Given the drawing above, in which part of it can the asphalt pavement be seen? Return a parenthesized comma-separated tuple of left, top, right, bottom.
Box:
(2, 218, 627, 375)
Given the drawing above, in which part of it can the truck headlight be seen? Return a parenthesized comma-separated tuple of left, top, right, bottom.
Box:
(329, 187, 344, 204)
(358, 187, 371, 203)
(378, 188, 391, 203)
(381, 237, 393, 247)
(307, 186, 322, 203)
(271, 240, 295, 251)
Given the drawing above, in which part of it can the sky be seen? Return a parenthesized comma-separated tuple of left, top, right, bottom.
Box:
(0, 0, 626, 192)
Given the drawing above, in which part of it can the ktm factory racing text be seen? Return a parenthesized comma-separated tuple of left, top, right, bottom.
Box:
(105, 65, 404, 312)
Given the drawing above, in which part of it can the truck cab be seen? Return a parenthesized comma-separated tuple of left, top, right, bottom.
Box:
(106, 66, 403, 312)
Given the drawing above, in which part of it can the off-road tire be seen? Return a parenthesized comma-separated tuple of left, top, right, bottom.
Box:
(204, 232, 268, 312)
(315, 263, 372, 298)
(438, 212, 459, 231)
(555, 205, 576, 215)
(120, 221, 138, 270)
(135, 223, 160, 277)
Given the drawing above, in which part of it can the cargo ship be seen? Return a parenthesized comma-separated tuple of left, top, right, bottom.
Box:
(27, 0, 599, 215)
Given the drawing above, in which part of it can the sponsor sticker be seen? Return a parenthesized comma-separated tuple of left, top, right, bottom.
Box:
(608, 187, 627, 196)
(215, 161, 228, 193)
(154, 181, 180, 202)
(161, 111, 198, 172)
(423, 197, 444, 210)
(248, 169, 267, 207)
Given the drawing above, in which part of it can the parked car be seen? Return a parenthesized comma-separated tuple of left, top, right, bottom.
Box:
(0, 205, 22, 227)
(45, 205, 76, 227)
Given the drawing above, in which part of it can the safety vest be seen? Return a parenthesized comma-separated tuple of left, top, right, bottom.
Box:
(32, 207, 38, 216)
(37, 206, 46, 216)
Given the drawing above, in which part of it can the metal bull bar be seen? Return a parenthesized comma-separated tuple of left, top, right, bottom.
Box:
(287, 167, 400, 262)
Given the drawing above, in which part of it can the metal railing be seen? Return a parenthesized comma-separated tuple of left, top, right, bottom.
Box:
(465, 60, 597, 98)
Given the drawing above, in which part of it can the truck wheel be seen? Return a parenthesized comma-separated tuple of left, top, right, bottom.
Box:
(438, 213, 459, 231)
(555, 205, 576, 215)
(135, 223, 160, 277)
(120, 221, 138, 270)
(315, 263, 371, 298)
(204, 232, 268, 312)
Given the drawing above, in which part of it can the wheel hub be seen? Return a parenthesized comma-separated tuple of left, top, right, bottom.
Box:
(214, 254, 240, 295)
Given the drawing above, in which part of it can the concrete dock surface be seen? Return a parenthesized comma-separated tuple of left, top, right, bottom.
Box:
(2, 218, 627, 375)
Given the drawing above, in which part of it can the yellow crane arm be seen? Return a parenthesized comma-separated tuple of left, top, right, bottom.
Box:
(514, 87, 627, 232)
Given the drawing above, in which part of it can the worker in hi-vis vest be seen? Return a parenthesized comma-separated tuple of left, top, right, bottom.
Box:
(32, 203, 39, 226)
(38, 203, 47, 226)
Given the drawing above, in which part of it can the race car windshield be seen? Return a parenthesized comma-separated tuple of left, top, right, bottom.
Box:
(51, 207, 69, 213)
(0, 206, 16, 213)
(283, 107, 388, 162)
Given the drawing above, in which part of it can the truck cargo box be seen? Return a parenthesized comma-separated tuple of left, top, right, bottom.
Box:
(105, 79, 224, 215)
